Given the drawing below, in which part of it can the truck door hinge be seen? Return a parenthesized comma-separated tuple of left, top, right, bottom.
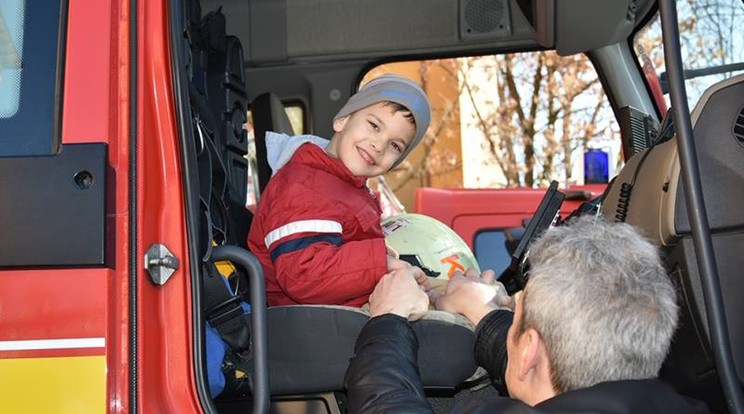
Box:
(144, 244, 180, 285)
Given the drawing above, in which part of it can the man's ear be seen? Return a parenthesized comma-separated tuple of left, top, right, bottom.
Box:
(517, 328, 543, 380)
(333, 116, 349, 132)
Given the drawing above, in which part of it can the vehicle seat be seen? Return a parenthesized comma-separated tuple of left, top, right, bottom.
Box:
(250, 93, 296, 194)
(600, 74, 744, 412)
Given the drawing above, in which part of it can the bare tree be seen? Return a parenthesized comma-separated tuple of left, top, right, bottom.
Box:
(460, 50, 609, 188)
(379, 50, 613, 192)
(637, 0, 744, 105)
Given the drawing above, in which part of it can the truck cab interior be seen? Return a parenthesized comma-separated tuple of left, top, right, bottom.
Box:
(167, 0, 744, 413)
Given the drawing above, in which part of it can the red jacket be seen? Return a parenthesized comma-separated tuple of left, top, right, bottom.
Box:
(248, 143, 388, 307)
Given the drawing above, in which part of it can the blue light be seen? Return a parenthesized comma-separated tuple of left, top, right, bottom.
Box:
(584, 149, 609, 184)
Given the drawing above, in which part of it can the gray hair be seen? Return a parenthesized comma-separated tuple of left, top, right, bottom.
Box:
(519, 215, 678, 393)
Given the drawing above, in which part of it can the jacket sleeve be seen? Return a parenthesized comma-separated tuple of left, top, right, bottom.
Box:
(345, 315, 434, 414)
(261, 182, 388, 305)
(473, 309, 514, 395)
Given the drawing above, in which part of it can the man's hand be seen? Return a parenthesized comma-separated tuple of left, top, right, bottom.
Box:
(434, 268, 513, 326)
(369, 269, 430, 321)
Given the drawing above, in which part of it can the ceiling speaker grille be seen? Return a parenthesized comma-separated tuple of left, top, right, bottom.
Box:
(460, 0, 510, 39)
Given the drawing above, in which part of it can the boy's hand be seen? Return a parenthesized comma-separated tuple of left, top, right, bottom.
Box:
(386, 255, 409, 271)
(387, 256, 430, 291)
(412, 268, 431, 291)
(385, 242, 399, 259)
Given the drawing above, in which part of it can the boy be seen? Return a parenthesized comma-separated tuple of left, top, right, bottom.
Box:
(248, 74, 432, 307)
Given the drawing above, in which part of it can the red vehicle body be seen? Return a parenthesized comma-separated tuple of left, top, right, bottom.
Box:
(415, 185, 605, 250)
(1, 0, 742, 413)
(415, 185, 605, 274)
(0, 0, 199, 412)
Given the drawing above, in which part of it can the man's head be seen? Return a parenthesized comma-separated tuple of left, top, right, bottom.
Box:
(505, 216, 678, 405)
(326, 74, 431, 177)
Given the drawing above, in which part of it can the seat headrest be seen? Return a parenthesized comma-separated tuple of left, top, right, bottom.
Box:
(600, 138, 680, 246)
(251, 93, 295, 137)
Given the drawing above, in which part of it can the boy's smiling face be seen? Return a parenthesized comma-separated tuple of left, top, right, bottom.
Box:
(326, 102, 416, 178)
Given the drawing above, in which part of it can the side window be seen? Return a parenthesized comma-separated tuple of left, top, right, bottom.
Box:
(474, 229, 512, 274)
(0, 0, 65, 157)
(0, 2, 24, 119)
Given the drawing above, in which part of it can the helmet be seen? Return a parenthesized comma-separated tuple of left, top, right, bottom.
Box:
(381, 213, 480, 280)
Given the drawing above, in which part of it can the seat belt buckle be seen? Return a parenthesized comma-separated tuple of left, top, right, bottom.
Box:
(207, 295, 246, 327)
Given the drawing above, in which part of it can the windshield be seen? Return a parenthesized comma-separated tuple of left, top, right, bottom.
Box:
(364, 52, 618, 197)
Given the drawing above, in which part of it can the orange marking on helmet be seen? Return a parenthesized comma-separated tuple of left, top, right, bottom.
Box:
(440, 254, 465, 278)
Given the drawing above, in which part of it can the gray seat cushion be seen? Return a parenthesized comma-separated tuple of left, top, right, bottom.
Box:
(267, 305, 478, 395)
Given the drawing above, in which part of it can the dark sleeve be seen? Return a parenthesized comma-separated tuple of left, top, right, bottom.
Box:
(345, 314, 434, 414)
(473, 309, 514, 395)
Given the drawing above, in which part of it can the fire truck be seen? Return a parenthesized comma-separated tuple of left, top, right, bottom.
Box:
(0, 0, 742, 413)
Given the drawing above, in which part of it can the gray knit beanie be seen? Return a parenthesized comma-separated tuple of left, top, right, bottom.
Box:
(334, 74, 431, 168)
